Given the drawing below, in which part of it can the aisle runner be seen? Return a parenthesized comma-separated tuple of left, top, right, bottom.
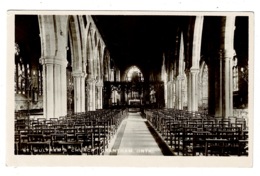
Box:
(109, 112, 163, 155)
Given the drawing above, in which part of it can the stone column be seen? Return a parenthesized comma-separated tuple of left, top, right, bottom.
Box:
(190, 68, 200, 111)
(168, 81, 174, 108)
(223, 54, 233, 118)
(172, 80, 176, 109)
(86, 78, 96, 111)
(72, 71, 85, 113)
(187, 16, 204, 112)
(96, 81, 103, 109)
(116, 69, 120, 82)
(215, 16, 236, 118)
(40, 57, 67, 119)
(176, 75, 184, 110)
(164, 81, 168, 108)
(186, 70, 192, 111)
(167, 82, 171, 108)
(60, 61, 67, 117)
(176, 31, 185, 110)
(85, 81, 90, 111)
(90, 81, 96, 111)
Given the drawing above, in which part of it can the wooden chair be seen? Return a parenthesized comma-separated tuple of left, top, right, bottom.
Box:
(27, 133, 50, 155)
(168, 124, 182, 155)
(50, 133, 67, 154)
(182, 127, 197, 156)
(192, 130, 211, 156)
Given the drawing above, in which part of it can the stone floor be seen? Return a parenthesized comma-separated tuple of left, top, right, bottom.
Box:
(105, 112, 163, 156)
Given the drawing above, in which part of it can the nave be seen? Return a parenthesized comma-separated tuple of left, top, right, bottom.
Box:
(14, 108, 248, 156)
(106, 112, 163, 155)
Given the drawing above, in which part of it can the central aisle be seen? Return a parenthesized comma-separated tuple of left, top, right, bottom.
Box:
(107, 112, 163, 155)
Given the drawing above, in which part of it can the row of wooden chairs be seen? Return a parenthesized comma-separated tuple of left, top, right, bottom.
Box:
(14, 108, 128, 155)
(145, 109, 248, 156)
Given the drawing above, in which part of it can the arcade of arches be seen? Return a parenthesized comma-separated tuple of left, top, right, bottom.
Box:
(14, 14, 249, 156)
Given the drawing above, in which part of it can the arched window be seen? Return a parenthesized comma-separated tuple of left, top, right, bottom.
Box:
(198, 63, 208, 109)
(126, 66, 144, 82)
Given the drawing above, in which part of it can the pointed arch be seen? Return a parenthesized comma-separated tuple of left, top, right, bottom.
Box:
(97, 40, 102, 81)
(85, 23, 96, 111)
(67, 15, 86, 113)
(198, 61, 209, 109)
(38, 15, 57, 59)
(67, 15, 83, 72)
(124, 65, 144, 82)
(103, 48, 110, 81)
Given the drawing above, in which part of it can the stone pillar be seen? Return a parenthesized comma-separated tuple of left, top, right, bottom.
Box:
(116, 69, 120, 82)
(223, 54, 233, 118)
(72, 71, 85, 113)
(190, 68, 200, 111)
(86, 78, 96, 111)
(172, 80, 176, 109)
(96, 81, 103, 109)
(167, 81, 174, 108)
(92, 81, 96, 111)
(186, 71, 192, 111)
(40, 57, 67, 119)
(167, 82, 171, 108)
(222, 17, 235, 118)
(176, 32, 185, 110)
(85, 81, 90, 111)
(210, 43, 235, 118)
(60, 62, 67, 117)
(187, 16, 204, 112)
(214, 16, 236, 118)
(164, 81, 168, 108)
(176, 75, 184, 110)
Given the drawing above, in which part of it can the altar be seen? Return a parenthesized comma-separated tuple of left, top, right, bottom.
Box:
(128, 99, 141, 112)
(128, 99, 141, 106)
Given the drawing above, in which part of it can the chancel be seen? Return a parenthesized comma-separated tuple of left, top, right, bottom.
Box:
(14, 13, 249, 156)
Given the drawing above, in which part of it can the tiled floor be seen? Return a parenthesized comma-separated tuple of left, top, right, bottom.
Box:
(107, 112, 163, 155)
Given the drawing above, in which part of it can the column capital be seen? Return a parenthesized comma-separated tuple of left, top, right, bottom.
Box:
(96, 81, 103, 87)
(72, 71, 85, 77)
(190, 67, 200, 73)
(86, 79, 95, 84)
(218, 49, 236, 61)
(218, 49, 225, 60)
(167, 80, 174, 85)
(40, 57, 68, 67)
(86, 74, 95, 82)
(177, 74, 185, 81)
(224, 49, 236, 59)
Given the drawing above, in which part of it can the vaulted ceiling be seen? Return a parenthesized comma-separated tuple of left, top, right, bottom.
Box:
(15, 14, 248, 78)
(92, 15, 189, 73)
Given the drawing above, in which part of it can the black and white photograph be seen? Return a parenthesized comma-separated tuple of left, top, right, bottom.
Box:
(6, 10, 253, 168)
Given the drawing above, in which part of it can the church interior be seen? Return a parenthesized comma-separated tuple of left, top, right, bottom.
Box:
(14, 14, 249, 156)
